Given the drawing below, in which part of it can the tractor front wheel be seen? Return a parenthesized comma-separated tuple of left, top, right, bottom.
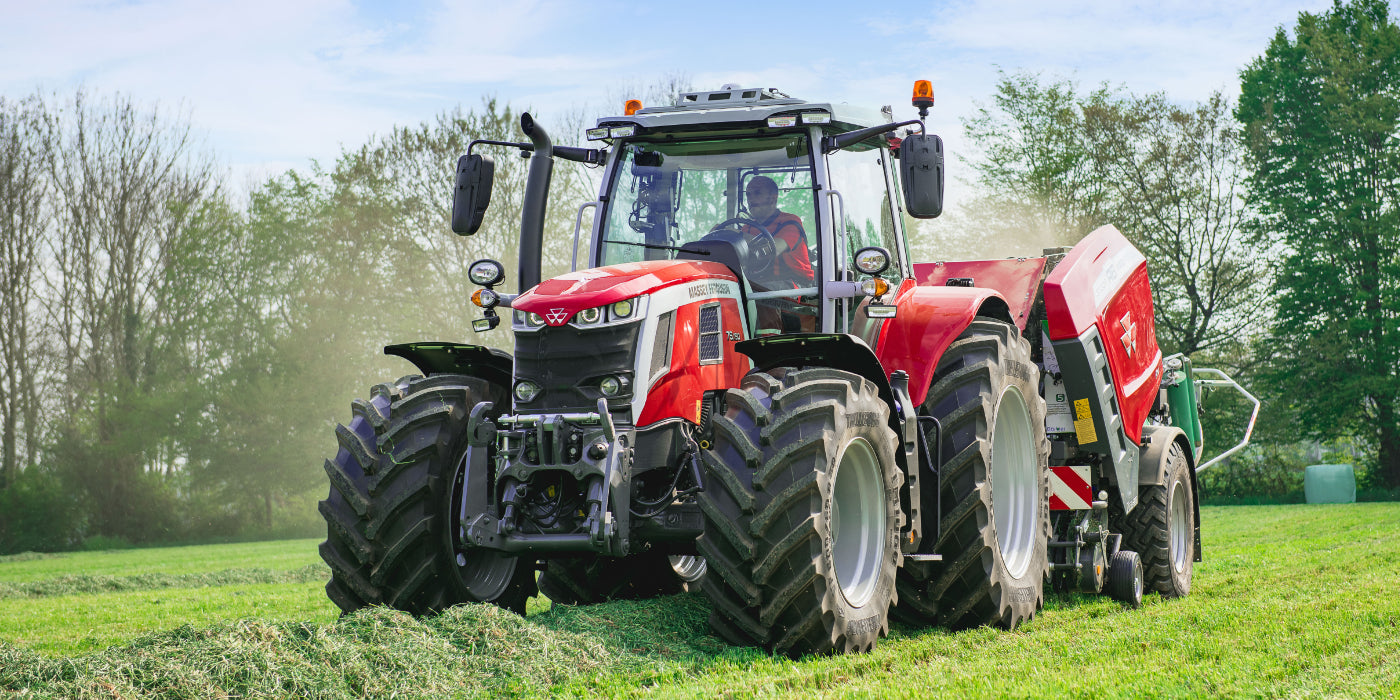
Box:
(698, 368, 902, 657)
(319, 374, 536, 616)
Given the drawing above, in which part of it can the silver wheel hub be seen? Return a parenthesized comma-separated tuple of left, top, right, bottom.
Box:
(991, 387, 1037, 580)
(831, 437, 885, 608)
(1170, 479, 1190, 573)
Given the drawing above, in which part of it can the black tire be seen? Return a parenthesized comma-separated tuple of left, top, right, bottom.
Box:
(894, 319, 1050, 630)
(319, 374, 536, 616)
(1117, 440, 1194, 598)
(537, 550, 684, 605)
(1107, 550, 1143, 608)
(697, 368, 903, 657)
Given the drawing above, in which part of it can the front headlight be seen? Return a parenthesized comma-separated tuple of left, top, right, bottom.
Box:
(611, 299, 634, 319)
(577, 306, 603, 325)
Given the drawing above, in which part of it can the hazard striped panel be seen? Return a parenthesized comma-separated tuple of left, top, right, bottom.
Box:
(1049, 465, 1094, 510)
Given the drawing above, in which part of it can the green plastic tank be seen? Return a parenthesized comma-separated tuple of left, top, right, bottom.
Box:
(1304, 464, 1356, 504)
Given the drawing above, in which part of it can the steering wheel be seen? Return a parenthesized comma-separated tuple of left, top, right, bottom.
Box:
(705, 217, 777, 271)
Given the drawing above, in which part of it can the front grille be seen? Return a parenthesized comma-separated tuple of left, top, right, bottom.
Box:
(514, 320, 641, 412)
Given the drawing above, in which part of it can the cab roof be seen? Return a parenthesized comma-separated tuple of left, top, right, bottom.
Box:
(595, 87, 888, 134)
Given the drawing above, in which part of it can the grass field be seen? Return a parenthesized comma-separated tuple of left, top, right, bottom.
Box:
(1, 504, 1397, 698)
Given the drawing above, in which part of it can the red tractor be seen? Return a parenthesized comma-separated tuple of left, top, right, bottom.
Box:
(319, 82, 1255, 657)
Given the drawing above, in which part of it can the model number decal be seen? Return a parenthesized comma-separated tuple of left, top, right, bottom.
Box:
(687, 282, 732, 298)
(726, 331, 741, 341)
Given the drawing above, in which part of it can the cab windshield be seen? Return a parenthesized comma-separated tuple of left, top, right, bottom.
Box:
(598, 135, 817, 277)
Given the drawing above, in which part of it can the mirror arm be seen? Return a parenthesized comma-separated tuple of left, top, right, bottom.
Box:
(822, 119, 922, 154)
(468, 139, 603, 165)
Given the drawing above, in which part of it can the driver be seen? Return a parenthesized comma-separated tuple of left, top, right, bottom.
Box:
(742, 176, 816, 332)
(742, 176, 813, 286)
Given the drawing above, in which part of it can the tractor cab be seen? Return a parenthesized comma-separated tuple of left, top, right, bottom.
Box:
(583, 87, 942, 337)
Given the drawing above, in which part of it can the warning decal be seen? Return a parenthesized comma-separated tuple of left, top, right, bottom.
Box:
(1050, 465, 1094, 510)
(1072, 398, 1098, 444)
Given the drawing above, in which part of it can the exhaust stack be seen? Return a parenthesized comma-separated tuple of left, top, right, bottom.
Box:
(518, 112, 553, 293)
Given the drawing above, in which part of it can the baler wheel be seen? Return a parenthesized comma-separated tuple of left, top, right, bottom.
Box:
(893, 319, 1050, 630)
(697, 368, 902, 657)
(1116, 440, 1195, 597)
(319, 374, 536, 617)
(536, 550, 685, 605)
(1107, 549, 1144, 608)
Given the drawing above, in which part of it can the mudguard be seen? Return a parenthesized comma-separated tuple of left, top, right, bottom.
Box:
(872, 281, 1013, 406)
(385, 342, 513, 389)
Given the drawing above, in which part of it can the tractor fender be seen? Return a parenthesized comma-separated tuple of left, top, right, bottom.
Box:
(874, 283, 1014, 406)
(384, 342, 513, 390)
(1139, 425, 1203, 562)
(735, 333, 897, 410)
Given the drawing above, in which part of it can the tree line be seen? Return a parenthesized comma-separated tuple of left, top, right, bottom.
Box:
(1, 2, 1397, 552)
(0, 91, 598, 550)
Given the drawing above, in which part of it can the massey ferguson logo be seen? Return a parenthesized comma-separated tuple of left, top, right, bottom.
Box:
(1119, 312, 1137, 357)
(544, 308, 570, 325)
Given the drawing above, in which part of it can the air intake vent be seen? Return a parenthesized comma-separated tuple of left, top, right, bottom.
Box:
(651, 311, 674, 381)
(698, 303, 722, 365)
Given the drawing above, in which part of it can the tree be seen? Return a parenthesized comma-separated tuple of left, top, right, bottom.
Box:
(1084, 91, 1267, 357)
(43, 90, 222, 539)
(956, 70, 1113, 253)
(1237, 0, 1400, 488)
(0, 95, 49, 489)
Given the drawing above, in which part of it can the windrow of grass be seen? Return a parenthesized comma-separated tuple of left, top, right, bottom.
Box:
(0, 596, 729, 698)
(1, 504, 1398, 698)
(0, 564, 329, 600)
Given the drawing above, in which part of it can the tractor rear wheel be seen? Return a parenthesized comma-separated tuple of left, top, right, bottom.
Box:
(698, 368, 902, 657)
(536, 550, 684, 605)
(1116, 440, 1194, 598)
(894, 319, 1050, 630)
(319, 374, 536, 616)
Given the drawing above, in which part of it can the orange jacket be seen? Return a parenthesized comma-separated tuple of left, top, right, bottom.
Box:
(745, 211, 814, 281)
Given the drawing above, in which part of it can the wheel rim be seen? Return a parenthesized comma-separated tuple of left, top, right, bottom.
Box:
(450, 452, 519, 599)
(990, 387, 1037, 580)
(669, 555, 707, 583)
(1170, 479, 1190, 574)
(831, 437, 885, 608)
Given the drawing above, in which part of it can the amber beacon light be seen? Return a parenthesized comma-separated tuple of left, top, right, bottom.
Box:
(624, 99, 643, 115)
(912, 80, 935, 118)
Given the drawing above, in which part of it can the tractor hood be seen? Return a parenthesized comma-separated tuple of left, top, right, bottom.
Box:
(513, 260, 738, 326)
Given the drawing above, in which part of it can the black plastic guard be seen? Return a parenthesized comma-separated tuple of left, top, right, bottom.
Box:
(384, 342, 513, 388)
(736, 333, 895, 408)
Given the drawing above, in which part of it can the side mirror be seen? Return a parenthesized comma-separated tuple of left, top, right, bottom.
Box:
(451, 153, 495, 235)
(899, 133, 944, 219)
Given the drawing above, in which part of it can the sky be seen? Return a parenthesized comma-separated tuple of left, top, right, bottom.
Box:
(1, 0, 1337, 198)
